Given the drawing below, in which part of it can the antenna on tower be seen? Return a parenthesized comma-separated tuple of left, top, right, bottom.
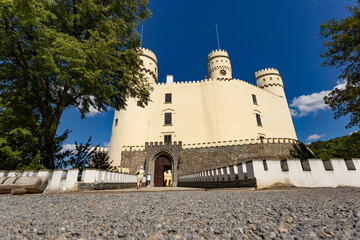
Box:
(215, 23, 220, 50)
(140, 24, 144, 43)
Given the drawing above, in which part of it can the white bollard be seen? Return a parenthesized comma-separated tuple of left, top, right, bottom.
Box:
(81, 169, 97, 183)
(45, 170, 67, 192)
(37, 170, 53, 181)
(64, 168, 79, 191)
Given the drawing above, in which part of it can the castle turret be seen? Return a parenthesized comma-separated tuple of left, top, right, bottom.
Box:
(108, 48, 158, 169)
(139, 47, 158, 84)
(255, 68, 285, 97)
(207, 49, 232, 79)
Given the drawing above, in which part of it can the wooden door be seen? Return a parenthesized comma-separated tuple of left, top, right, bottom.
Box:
(154, 156, 171, 187)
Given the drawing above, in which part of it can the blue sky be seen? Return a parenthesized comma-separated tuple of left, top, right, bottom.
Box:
(58, 0, 359, 150)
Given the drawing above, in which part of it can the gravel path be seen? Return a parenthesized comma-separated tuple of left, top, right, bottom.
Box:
(1, 188, 360, 239)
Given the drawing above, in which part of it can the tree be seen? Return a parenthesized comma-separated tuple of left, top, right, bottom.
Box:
(66, 137, 94, 171)
(290, 142, 314, 160)
(89, 151, 114, 171)
(308, 132, 360, 160)
(320, 1, 360, 129)
(0, 0, 152, 169)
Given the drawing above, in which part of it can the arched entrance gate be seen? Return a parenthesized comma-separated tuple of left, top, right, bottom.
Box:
(154, 155, 172, 187)
(144, 142, 182, 187)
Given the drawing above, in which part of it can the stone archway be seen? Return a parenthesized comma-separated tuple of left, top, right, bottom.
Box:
(145, 148, 179, 187)
(154, 155, 172, 187)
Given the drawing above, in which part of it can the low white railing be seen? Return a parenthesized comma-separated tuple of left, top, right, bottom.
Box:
(0, 168, 137, 193)
(179, 158, 360, 189)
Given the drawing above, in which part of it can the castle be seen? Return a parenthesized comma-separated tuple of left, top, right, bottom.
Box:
(108, 48, 297, 187)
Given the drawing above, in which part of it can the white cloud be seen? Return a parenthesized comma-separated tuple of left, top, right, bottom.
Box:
(87, 105, 101, 117)
(290, 80, 346, 117)
(61, 143, 76, 152)
(78, 96, 102, 117)
(306, 134, 326, 141)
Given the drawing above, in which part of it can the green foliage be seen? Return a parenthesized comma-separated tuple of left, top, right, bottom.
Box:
(320, 1, 360, 129)
(0, 97, 42, 170)
(290, 142, 314, 160)
(89, 152, 114, 171)
(308, 132, 360, 160)
(0, 0, 151, 169)
(64, 137, 95, 171)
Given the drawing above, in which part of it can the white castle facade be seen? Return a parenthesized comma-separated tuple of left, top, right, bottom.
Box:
(108, 48, 297, 169)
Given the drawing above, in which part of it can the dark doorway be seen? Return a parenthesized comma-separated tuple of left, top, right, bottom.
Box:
(154, 155, 172, 187)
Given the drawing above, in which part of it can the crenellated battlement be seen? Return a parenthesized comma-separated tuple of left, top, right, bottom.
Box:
(207, 49, 229, 59)
(255, 68, 280, 79)
(120, 138, 298, 152)
(145, 141, 183, 148)
(91, 146, 109, 153)
(138, 47, 157, 62)
(154, 77, 283, 97)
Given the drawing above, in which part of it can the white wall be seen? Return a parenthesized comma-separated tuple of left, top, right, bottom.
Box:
(253, 159, 360, 189)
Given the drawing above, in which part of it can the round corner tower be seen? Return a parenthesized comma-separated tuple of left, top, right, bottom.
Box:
(109, 48, 158, 169)
(207, 49, 232, 79)
(139, 47, 158, 84)
(255, 68, 285, 97)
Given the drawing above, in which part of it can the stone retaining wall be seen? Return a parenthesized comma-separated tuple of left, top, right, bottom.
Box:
(121, 142, 295, 176)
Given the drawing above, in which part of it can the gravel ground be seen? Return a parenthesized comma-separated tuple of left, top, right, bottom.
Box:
(0, 188, 360, 240)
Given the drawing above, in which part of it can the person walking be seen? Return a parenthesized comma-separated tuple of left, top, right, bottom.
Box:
(136, 166, 145, 189)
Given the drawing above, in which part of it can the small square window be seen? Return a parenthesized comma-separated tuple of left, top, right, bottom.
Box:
(280, 160, 289, 171)
(164, 135, 172, 145)
(165, 93, 172, 103)
(115, 119, 118, 126)
(252, 94, 257, 105)
(256, 113, 262, 126)
(164, 113, 172, 125)
(137, 101, 144, 107)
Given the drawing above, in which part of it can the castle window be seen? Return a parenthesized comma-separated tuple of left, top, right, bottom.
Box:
(164, 135, 172, 145)
(165, 93, 172, 103)
(137, 101, 144, 107)
(256, 113, 262, 126)
(270, 77, 272, 80)
(252, 94, 257, 105)
(164, 113, 172, 125)
(115, 119, 118, 126)
(263, 160, 268, 171)
(263, 78, 265, 81)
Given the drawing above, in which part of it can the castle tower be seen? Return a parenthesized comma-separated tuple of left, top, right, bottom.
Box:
(255, 68, 285, 97)
(108, 48, 158, 169)
(207, 50, 232, 79)
(139, 47, 158, 84)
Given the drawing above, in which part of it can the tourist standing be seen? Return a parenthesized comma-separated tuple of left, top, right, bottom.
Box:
(136, 166, 145, 189)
